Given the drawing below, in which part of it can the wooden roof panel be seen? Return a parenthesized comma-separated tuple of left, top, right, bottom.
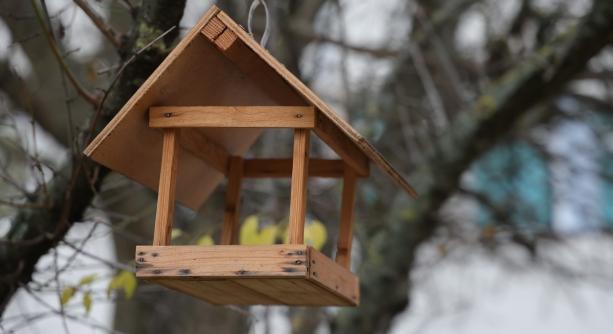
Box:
(84, 5, 416, 211)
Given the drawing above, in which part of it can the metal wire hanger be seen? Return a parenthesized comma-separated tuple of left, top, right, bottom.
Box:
(247, 0, 271, 48)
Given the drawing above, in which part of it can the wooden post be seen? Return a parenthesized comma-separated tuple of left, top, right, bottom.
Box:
(288, 129, 310, 244)
(335, 165, 357, 268)
(220, 156, 244, 245)
(153, 129, 180, 246)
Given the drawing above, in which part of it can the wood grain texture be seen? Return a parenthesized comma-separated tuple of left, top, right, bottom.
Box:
(179, 129, 229, 174)
(215, 29, 237, 51)
(149, 106, 315, 128)
(220, 156, 243, 245)
(201, 16, 225, 40)
(136, 245, 308, 277)
(288, 129, 310, 244)
(243, 158, 368, 178)
(309, 247, 359, 305)
(153, 129, 179, 246)
(335, 166, 358, 268)
(135, 245, 359, 306)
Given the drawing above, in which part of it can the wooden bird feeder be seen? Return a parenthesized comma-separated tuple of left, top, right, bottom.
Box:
(84, 6, 416, 307)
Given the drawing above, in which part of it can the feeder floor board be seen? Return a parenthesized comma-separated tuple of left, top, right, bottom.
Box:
(135, 245, 359, 306)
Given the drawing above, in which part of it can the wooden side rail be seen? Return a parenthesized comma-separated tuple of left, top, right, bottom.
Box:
(149, 106, 315, 128)
(243, 159, 368, 178)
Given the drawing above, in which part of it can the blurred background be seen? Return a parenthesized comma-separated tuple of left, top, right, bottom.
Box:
(1, 0, 613, 333)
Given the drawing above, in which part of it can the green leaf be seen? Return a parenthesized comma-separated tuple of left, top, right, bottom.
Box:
(107, 271, 137, 299)
(171, 228, 183, 240)
(196, 234, 215, 246)
(240, 215, 278, 245)
(60, 287, 76, 306)
(82, 291, 92, 314)
(78, 274, 97, 286)
(304, 220, 327, 250)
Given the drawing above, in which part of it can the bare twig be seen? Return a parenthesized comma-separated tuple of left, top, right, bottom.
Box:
(21, 286, 127, 334)
(73, 0, 122, 48)
(62, 240, 133, 271)
(31, 0, 100, 107)
(0, 199, 49, 209)
(52, 249, 71, 334)
(408, 39, 449, 131)
(55, 24, 176, 245)
(289, 21, 400, 58)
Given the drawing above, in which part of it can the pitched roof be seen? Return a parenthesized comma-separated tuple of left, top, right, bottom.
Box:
(84, 5, 416, 210)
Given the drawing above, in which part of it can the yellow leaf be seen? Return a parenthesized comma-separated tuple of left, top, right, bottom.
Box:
(60, 287, 75, 306)
(78, 274, 97, 286)
(240, 215, 278, 245)
(196, 234, 215, 246)
(107, 271, 137, 299)
(171, 228, 183, 240)
(83, 291, 92, 314)
(304, 220, 327, 250)
(258, 225, 278, 244)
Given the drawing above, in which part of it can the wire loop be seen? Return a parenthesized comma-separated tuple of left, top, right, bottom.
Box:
(247, 0, 271, 48)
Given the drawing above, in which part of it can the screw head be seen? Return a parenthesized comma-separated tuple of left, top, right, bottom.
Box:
(164, 112, 172, 118)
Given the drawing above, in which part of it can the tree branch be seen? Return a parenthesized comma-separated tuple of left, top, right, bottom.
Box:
(31, 0, 100, 107)
(73, 0, 123, 49)
(334, 1, 613, 332)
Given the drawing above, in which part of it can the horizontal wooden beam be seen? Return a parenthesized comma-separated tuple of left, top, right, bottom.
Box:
(149, 106, 315, 128)
(243, 159, 368, 178)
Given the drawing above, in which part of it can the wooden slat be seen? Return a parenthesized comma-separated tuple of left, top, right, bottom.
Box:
(152, 129, 179, 246)
(243, 158, 368, 178)
(309, 247, 359, 305)
(335, 166, 358, 269)
(157, 278, 282, 305)
(233, 278, 345, 305)
(149, 106, 315, 128)
(136, 245, 359, 306)
(220, 156, 243, 245)
(288, 129, 310, 244)
(198, 280, 279, 304)
(135, 245, 308, 278)
(179, 129, 229, 174)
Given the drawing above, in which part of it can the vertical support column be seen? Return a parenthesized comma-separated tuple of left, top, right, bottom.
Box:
(221, 156, 244, 245)
(336, 165, 357, 269)
(153, 129, 179, 246)
(288, 129, 310, 244)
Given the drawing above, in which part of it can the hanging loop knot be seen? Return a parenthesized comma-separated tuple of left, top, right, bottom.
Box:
(247, 0, 271, 48)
